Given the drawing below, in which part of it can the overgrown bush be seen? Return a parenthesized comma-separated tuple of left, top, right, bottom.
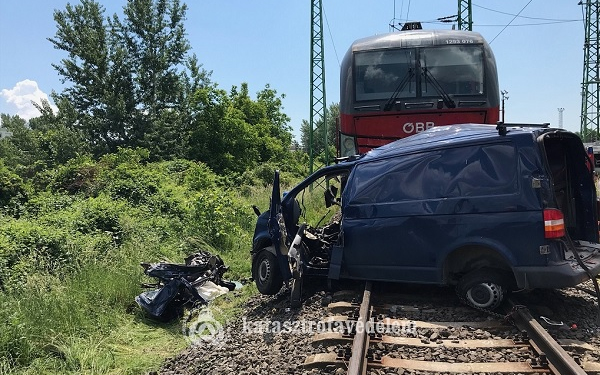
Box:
(0, 220, 75, 291)
(0, 161, 28, 216)
(0, 144, 276, 373)
(190, 189, 250, 249)
(49, 155, 99, 195)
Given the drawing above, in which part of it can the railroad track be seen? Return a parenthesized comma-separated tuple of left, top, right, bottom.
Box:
(304, 281, 600, 375)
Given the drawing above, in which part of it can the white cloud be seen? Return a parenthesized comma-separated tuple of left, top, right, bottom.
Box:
(0, 79, 58, 121)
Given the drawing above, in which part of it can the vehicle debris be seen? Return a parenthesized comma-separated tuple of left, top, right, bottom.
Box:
(135, 250, 235, 321)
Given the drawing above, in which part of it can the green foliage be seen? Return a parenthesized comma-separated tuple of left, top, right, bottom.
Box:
(47, 155, 98, 195)
(300, 102, 339, 155)
(0, 0, 315, 372)
(48, 0, 207, 157)
(0, 261, 171, 373)
(0, 220, 75, 291)
(240, 158, 308, 188)
(0, 115, 33, 170)
(0, 147, 274, 373)
(190, 189, 250, 249)
(105, 165, 160, 205)
(187, 83, 293, 174)
(0, 161, 28, 215)
(49, 0, 133, 155)
(181, 160, 217, 191)
(0, 111, 88, 178)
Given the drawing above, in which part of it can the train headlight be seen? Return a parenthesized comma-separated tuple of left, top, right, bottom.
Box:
(340, 134, 357, 157)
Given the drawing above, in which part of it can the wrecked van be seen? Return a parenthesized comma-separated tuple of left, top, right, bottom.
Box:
(251, 124, 600, 309)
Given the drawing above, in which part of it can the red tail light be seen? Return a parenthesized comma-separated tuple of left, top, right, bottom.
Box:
(544, 209, 565, 238)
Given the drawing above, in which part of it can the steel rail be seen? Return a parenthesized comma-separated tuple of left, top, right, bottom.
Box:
(509, 301, 587, 375)
(347, 281, 372, 375)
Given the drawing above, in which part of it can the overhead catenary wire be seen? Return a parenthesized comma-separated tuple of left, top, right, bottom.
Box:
(389, 0, 405, 32)
(323, 8, 340, 67)
(580, 1, 586, 31)
(489, 0, 534, 44)
(473, 2, 580, 22)
(422, 20, 582, 27)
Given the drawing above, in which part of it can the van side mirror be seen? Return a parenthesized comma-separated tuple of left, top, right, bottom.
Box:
(325, 185, 339, 208)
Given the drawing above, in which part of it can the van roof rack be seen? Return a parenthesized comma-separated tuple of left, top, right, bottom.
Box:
(496, 122, 550, 136)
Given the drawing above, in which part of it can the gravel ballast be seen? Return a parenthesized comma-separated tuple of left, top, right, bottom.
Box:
(157, 281, 600, 375)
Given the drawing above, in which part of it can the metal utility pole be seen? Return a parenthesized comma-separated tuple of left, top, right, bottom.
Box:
(457, 0, 473, 31)
(580, 1, 600, 142)
(309, 0, 328, 173)
(558, 107, 565, 129)
(501, 90, 509, 122)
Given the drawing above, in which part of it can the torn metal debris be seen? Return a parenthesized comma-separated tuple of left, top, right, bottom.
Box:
(135, 251, 235, 321)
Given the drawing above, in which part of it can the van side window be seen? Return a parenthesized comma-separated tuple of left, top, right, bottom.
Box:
(349, 143, 518, 203)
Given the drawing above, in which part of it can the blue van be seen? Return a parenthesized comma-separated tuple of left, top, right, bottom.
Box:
(251, 124, 600, 309)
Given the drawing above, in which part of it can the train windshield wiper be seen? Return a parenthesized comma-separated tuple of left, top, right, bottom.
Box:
(421, 66, 456, 109)
(383, 68, 414, 111)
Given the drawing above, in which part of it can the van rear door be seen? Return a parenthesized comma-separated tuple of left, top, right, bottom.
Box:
(541, 131, 598, 243)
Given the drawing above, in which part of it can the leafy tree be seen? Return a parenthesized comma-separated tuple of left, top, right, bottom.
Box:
(30, 100, 89, 166)
(300, 102, 339, 155)
(0, 103, 87, 176)
(48, 0, 207, 158)
(49, 0, 133, 154)
(119, 0, 199, 158)
(45, 0, 296, 172)
(0, 114, 32, 169)
(187, 84, 255, 174)
(187, 83, 292, 174)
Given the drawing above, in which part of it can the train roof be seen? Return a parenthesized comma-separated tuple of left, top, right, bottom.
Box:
(349, 29, 489, 52)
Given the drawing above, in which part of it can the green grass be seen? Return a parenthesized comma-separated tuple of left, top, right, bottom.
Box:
(0, 155, 292, 374)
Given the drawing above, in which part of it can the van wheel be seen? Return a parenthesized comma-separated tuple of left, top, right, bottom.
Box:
(253, 250, 283, 295)
(457, 269, 508, 310)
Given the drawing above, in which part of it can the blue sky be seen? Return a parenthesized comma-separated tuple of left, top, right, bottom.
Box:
(0, 1, 586, 138)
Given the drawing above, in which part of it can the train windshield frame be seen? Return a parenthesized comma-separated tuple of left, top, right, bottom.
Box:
(354, 44, 485, 102)
(355, 49, 416, 102)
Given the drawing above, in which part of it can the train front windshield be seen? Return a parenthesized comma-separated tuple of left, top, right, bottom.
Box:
(355, 49, 416, 101)
(354, 45, 485, 102)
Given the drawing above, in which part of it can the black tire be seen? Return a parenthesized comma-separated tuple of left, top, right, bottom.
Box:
(253, 250, 283, 295)
(457, 268, 509, 310)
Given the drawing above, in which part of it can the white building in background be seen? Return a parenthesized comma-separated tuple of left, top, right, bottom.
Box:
(0, 126, 12, 138)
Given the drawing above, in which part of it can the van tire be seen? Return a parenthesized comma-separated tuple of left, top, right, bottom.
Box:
(253, 250, 283, 295)
(457, 268, 508, 310)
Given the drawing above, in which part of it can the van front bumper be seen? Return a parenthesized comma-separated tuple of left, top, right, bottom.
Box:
(513, 254, 600, 289)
